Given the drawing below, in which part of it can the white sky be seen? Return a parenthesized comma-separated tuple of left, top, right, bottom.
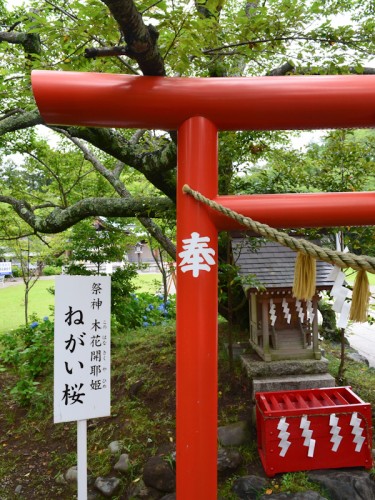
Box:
(6, 0, 24, 7)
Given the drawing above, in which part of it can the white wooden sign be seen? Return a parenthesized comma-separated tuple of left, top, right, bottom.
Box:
(0, 262, 12, 275)
(54, 275, 111, 423)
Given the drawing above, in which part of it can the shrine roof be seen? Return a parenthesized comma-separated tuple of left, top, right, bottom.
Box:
(232, 238, 335, 292)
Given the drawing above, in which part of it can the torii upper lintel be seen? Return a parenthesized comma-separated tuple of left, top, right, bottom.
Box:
(32, 71, 375, 131)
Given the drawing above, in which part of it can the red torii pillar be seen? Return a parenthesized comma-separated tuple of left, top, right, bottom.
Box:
(32, 71, 375, 499)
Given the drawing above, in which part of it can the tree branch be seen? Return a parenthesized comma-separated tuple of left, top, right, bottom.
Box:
(1, 7, 42, 59)
(0, 109, 43, 134)
(64, 126, 177, 200)
(0, 31, 28, 44)
(50, 130, 177, 259)
(0, 30, 41, 55)
(84, 45, 128, 58)
(100, 0, 166, 76)
(268, 61, 375, 76)
(202, 34, 370, 55)
(0, 194, 174, 233)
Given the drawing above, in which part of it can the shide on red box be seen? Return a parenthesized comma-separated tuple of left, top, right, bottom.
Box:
(256, 386, 373, 477)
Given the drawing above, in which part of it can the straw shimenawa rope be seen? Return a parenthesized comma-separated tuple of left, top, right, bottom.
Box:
(182, 184, 375, 273)
(182, 184, 374, 322)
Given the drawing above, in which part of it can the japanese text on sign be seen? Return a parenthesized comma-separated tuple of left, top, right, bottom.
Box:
(54, 276, 111, 423)
(0, 262, 12, 276)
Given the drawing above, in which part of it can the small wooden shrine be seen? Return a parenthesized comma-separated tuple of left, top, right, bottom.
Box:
(232, 239, 335, 362)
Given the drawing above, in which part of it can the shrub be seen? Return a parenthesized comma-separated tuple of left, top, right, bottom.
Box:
(318, 298, 341, 342)
(113, 292, 176, 329)
(111, 266, 138, 301)
(43, 265, 62, 276)
(63, 263, 94, 275)
(0, 317, 54, 405)
(11, 266, 22, 277)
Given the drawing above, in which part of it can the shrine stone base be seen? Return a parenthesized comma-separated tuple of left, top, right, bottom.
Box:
(240, 354, 335, 399)
(251, 373, 335, 399)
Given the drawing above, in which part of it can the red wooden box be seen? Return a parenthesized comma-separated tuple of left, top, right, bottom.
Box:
(255, 386, 373, 477)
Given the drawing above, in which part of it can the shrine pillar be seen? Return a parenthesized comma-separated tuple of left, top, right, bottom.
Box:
(176, 117, 218, 498)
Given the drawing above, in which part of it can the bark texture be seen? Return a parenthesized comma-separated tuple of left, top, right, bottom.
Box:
(101, 0, 166, 75)
(0, 195, 174, 233)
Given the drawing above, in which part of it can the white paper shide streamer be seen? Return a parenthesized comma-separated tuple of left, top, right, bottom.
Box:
(269, 298, 277, 326)
(329, 413, 343, 452)
(282, 298, 291, 324)
(300, 415, 315, 457)
(306, 299, 315, 324)
(277, 417, 291, 457)
(350, 412, 365, 452)
(295, 300, 304, 322)
(328, 246, 351, 329)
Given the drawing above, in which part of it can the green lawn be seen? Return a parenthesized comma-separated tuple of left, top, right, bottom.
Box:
(134, 272, 162, 293)
(0, 279, 55, 334)
(0, 273, 162, 334)
(345, 270, 375, 286)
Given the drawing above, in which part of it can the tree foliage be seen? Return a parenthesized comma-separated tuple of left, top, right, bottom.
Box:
(240, 128, 375, 254)
(0, 0, 374, 263)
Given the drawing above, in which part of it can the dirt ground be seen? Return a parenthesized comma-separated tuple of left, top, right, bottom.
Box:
(0, 342, 260, 499)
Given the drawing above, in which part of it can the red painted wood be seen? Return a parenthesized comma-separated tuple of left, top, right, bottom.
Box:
(32, 71, 375, 131)
(210, 192, 375, 229)
(256, 387, 373, 476)
(176, 117, 218, 499)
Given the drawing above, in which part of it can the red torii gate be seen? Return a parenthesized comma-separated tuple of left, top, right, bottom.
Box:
(32, 71, 375, 499)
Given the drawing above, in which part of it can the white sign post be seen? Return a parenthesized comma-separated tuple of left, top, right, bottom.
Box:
(0, 262, 12, 276)
(54, 275, 111, 499)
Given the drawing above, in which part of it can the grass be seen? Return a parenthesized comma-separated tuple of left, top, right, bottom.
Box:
(1, 272, 375, 497)
(0, 321, 179, 497)
(133, 272, 162, 293)
(345, 269, 375, 286)
(1, 314, 375, 498)
(323, 339, 375, 404)
(0, 279, 55, 334)
(0, 273, 162, 334)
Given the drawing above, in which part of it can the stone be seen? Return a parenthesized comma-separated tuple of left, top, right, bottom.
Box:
(88, 491, 100, 500)
(218, 420, 249, 447)
(226, 342, 249, 359)
(114, 453, 130, 472)
(259, 492, 325, 499)
(108, 440, 122, 454)
(94, 477, 121, 497)
(127, 478, 163, 499)
(14, 485, 23, 495)
(143, 456, 175, 493)
(55, 473, 67, 485)
(127, 478, 149, 498)
(241, 356, 330, 378)
(217, 448, 242, 474)
(232, 475, 268, 499)
(65, 465, 78, 483)
(307, 469, 375, 500)
(347, 352, 369, 366)
(160, 494, 176, 500)
(252, 373, 335, 398)
(129, 379, 145, 398)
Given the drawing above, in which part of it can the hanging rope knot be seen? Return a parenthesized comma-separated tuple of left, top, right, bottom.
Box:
(183, 184, 374, 323)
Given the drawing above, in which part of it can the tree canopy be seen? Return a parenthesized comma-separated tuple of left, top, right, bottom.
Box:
(1, 0, 375, 258)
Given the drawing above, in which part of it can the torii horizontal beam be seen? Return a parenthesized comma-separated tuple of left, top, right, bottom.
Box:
(32, 71, 375, 131)
(210, 192, 375, 229)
